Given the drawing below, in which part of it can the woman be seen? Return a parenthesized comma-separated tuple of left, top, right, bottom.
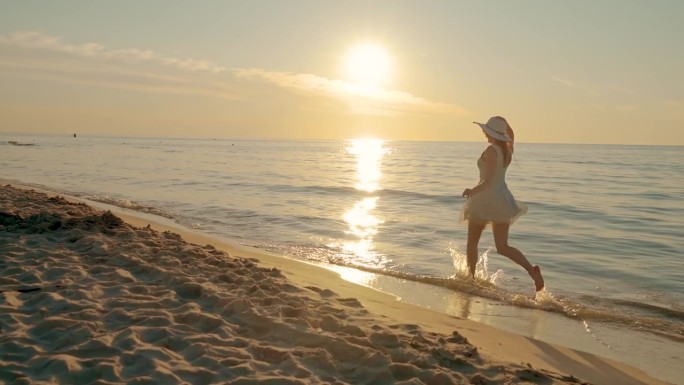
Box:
(460, 116, 544, 292)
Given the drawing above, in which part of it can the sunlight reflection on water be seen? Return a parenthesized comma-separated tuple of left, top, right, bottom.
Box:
(334, 138, 388, 269)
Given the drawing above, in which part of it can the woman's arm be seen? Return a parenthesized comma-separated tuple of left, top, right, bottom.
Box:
(462, 146, 497, 198)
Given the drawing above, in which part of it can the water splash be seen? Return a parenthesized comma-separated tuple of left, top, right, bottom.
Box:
(449, 244, 503, 287)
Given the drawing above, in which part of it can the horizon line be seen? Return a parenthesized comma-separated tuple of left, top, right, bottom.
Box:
(2, 131, 682, 147)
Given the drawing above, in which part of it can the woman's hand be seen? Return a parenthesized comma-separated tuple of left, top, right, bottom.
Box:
(462, 188, 474, 199)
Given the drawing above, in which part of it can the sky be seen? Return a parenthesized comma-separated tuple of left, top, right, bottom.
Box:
(1, 1, 683, 145)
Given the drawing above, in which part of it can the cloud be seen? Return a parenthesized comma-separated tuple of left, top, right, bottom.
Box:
(663, 100, 684, 119)
(0, 31, 244, 100)
(235, 68, 466, 116)
(664, 99, 684, 109)
(614, 104, 640, 113)
(0, 31, 227, 73)
(0, 31, 465, 116)
(0, 59, 238, 100)
(552, 75, 641, 114)
(551, 76, 634, 96)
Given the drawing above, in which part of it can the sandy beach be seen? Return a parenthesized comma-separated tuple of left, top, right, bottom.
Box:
(0, 184, 666, 385)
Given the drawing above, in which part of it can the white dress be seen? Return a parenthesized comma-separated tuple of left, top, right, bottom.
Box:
(460, 145, 527, 226)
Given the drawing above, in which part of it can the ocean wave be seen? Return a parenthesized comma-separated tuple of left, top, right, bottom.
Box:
(258, 240, 684, 344)
(324, 261, 684, 343)
(81, 195, 177, 219)
(212, 180, 463, 205)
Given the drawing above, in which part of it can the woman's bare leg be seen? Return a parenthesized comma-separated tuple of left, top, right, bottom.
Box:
(466, 222, 486, 277)
(492, 223, 544, 291)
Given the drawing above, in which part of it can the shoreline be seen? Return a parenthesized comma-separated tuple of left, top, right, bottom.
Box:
(0, 183, 669, 384)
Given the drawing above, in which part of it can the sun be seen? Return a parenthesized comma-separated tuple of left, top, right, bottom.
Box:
(343, 43, 392, 87)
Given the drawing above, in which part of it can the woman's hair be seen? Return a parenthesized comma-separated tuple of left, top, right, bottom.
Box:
(492, 116, 514, 166)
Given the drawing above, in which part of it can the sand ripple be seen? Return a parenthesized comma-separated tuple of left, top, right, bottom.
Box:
(0, 185, 586, 384)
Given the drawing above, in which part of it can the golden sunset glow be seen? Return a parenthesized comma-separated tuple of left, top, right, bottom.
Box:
(1, 3, 682, 144)
(343, 43, 392, 87)
(342, 197, 381, 260)
(347, 138, 385, 192)
(339, 138, 387, 267)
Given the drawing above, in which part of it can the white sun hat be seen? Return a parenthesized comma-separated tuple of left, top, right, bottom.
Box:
(473, 116, 512, 142)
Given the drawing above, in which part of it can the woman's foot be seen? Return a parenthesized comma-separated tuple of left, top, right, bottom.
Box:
(529, 265, 544, 291)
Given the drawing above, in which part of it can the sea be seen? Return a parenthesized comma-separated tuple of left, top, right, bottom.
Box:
(2, 133, 682, 384)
